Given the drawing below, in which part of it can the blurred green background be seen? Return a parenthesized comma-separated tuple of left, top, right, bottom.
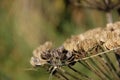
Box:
(0, 0, 119, 80)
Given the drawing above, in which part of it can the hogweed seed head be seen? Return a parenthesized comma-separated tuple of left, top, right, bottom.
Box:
(30, 21, 120, 80)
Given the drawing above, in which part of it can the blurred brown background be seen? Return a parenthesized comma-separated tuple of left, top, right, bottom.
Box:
(0, 0, 119, 80)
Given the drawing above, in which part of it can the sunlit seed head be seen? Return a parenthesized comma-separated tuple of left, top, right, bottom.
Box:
(103, 38, 120, 50)
(83, 27, 102, 38)
(81, 38, 97, 52)
(30, 41, 53, 67)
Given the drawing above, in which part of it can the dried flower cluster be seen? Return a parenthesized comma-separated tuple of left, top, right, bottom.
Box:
(30, 42, 76, 68)
(64, 22, 120, 55)
(30, 22, 120, 80)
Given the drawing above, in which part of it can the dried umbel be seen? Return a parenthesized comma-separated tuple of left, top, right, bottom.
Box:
(30, 22, 120, 67)
(30, 22, 120, 80)
(71, 0, 120, 23)
(63, 22, 120, 71)
(30, 42, 75, 68)
(80, 0, 120, 11)
(64, 22, 120, 52)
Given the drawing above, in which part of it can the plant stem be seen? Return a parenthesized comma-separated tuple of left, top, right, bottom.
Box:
(58, 68, 82, 80)
(68, 65, 94, 80)
(106, 11, 113, 23)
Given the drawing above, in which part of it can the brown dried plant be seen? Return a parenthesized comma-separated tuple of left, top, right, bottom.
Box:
(30, 22, 120, 80)
(70, 0, 120, 23)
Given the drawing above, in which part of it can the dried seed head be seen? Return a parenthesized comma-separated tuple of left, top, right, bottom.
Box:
(43, 46, 74, 66)
(32, 41, 52, 57)
(99, 30, 119, 43)
(83, 27, 102, 39)
(30, 42, 75, 67)
(103, 38, 120, 50)
(83, 27, 102, 43)
(30, 41, 52, 66)
(63, 40, 75, 52)
(63, 35, 81, 52)
(81, 38, 97, 52)
(30, 21, 120, 74)
(63, 21, 120, 62)
(64, 28, 102, 52)
(99, 22, 120, 46)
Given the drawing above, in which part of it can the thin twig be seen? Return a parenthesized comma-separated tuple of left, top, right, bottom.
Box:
(80, 47, 120, 61)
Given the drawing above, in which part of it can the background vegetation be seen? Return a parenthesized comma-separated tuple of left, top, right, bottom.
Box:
(0, 0, 120, 80)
